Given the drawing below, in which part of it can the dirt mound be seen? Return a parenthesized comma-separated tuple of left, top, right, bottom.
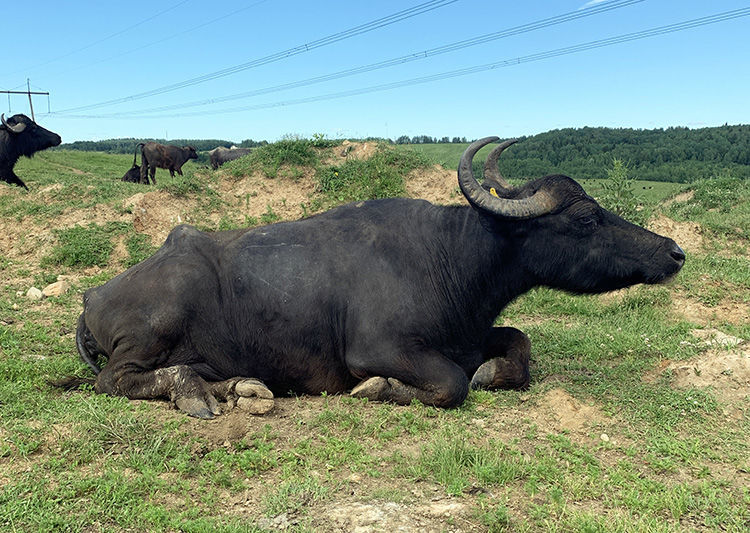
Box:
(648, 215, 704, 252)
(125, 191, 200, 245)
(217, 168, 318, 223)
(322, 140, 378, 166)
(406, 164, 466, 206)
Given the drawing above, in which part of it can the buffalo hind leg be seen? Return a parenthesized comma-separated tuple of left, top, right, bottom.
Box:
(96, 364, 273, 419)
(348, 347, 469, 408)
(470, 327, 531, 391)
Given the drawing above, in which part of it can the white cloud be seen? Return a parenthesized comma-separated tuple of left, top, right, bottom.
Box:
(579, 0, 609, 9)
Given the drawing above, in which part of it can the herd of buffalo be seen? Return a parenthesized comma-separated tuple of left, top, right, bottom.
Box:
(1, 113, 686, 418)
(0, 112, 248, 189)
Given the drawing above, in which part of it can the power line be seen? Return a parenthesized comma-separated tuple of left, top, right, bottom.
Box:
(53, 6, 750, 120)
(4, 0, 191, 79)
(54, 0, 459, 113)
(47, 0, 272, 79)
(61, 0, 642, 118)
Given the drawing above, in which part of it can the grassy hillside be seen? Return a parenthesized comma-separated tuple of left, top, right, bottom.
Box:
(0, 142, 748, 532)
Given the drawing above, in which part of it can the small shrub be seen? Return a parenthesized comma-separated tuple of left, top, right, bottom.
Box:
(598, 158, 648, 225)
(44, 222, 130, 268)
(233, 139, 320, 178)
(317, 146, 429, 204)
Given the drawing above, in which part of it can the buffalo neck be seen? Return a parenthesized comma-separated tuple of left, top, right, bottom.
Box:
(418, 203, 536, 338)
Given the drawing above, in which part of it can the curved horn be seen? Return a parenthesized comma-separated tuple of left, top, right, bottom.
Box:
(483, 138, 518, 189)
(1, 114, 26, 134)
(458, 137, 558, 219)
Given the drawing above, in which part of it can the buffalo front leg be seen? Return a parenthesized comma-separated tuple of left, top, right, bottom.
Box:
(208, 378, 274, 415)
(470, 327, 531, 391)
(348, 347, 469, 408)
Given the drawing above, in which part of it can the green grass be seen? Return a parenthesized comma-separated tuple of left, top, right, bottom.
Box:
(43, 222, 130, 268)
(316, 145, 429, 206)
(0, 140, 748, 531)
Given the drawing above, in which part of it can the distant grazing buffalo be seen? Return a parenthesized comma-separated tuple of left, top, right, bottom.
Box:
(0, 113, 61, 190)
(140, 142, 197, 184)
(62, 137, 685, 419)
(209, 146, 252, 170)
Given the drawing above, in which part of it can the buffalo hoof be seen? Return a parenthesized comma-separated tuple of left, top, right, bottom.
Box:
(235, 379, 274, 415)
(470, 358, 530, 391)
(175, 394, 221, 420)
(350, 376, 413, 404)
(350, 377, 389, 400)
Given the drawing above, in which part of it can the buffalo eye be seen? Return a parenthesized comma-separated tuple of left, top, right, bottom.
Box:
(576, 214, 598, 228)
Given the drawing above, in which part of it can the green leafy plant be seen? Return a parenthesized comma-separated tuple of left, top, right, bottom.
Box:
(43, 222, 130, 268)
(598, 158, 649, 225)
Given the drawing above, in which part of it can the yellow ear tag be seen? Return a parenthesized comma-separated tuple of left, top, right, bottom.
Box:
(490, 187, 499, 198)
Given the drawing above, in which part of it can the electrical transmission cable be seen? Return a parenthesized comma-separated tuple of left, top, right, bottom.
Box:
(47, 0, 272, 79)
(60, 0, 642, 118)
(4, 0, 191, 79)
(54, 0, 459, 113)
(54, 6, 749, 119)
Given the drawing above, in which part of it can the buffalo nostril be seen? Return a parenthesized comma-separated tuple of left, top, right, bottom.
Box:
(670, 244, 686, 263)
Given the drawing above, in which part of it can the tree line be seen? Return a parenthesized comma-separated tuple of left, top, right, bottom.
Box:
(58, 124, 749, 182)
(491, 124, 750, 182)
(59, 138, 268, 154)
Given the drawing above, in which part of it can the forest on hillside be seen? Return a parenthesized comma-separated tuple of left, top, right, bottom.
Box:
(493, 124, 750, 182)
(58, 124, 750, 183)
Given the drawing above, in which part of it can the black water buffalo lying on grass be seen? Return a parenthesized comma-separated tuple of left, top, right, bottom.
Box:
(209, 146, 252, 170)
(139, 142, 197, 184)
(67, 137, 685, 418)
(121, 143, 144, 183)
(0, 113, 61, 190)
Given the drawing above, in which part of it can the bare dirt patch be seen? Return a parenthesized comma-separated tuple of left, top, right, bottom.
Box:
(645, 329, 748, 418)
(661, 190, 695, 208)
(217, 168, 318, 222)
(309, 498, 478, 533)
(648, 215, 704, 253)
(125, 191, 200, 245)
(527, 388, 609, 434)
(321, 140, 378, 166)
(670, 293, 749, 326)
(406, 164, 466, 206)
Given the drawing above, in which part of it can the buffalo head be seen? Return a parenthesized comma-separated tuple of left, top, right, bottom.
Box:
(0, 113, 62, 189)
(459, 137, 685, 294)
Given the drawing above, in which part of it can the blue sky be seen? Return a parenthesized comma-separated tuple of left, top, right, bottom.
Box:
(4, 0, 749, 143)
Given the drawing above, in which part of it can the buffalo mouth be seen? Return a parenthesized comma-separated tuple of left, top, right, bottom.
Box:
(647, 243, 686, 285)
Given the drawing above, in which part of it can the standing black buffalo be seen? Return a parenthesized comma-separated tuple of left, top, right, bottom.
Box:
(139, 142, 197, 184)
(67, 137, 685, 419)
(209, 146, 253, 170)
(0, 113, 62, 190)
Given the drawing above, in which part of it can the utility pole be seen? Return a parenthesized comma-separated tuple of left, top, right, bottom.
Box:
(27, 79, 34, 121)
(1, 79, 50, 122)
